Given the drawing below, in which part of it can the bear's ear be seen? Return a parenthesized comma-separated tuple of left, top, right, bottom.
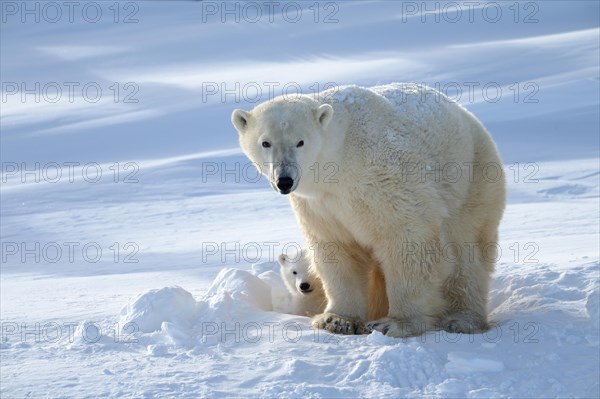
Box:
(314, 104, 333, 130)
(277, 254, 287, 266)
(231, 109, 250, 133)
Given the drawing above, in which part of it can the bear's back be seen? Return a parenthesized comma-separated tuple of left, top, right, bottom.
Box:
(371, 83, 451, 121)
(317, 83, 454, 119)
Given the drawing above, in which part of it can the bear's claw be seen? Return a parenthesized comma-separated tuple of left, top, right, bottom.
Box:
(312, 313, 366, 335)
(365, 317, 427, 338)
(441, 311, 487, 334)
(363, 322, 387, 335)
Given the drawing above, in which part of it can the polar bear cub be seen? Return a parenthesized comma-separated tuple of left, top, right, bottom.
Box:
(278, 249, 389, 320)
(278, 252, 326, 317)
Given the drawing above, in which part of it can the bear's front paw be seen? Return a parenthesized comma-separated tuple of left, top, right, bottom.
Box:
(312, 313, 366, 335)
(441, 311, 488, 334)
(365, 317, 427, 338)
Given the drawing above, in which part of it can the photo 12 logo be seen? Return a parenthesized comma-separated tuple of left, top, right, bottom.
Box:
(1, 1, 140, 24)
(399, 1, 540, 24)
(1, 321, 139, 344)
(1, 82, 139, 104)
(1, 242, 140, 264)
(201, 241, 303, 264)
(394, 82, 539, 104)
(201, 81, 339, 104)
(199, 1, 340, 24)
(1, 162, 139, 184)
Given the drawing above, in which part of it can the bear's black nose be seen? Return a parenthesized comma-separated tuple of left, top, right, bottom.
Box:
(299, 282, 310, 291)
(276, 177, 294, 192)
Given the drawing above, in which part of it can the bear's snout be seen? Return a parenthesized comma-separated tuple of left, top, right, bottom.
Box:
(276, 177, 294, 194)
(299, 282, 312, 293)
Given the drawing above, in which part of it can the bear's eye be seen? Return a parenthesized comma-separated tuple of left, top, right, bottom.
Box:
(292, 271, 297, 275)
(262, 141, 271, 148)
(296, 140, 304, 148)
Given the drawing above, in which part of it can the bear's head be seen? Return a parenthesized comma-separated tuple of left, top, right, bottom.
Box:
(278, 252, 318, 296)
(231, 97, 333, 195)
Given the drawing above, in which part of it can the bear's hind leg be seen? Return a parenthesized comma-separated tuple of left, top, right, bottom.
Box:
(441, 222, 498, 333)
(441, 131, 506, 334)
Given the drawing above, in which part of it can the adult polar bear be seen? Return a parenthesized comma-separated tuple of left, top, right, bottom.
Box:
(232, 83, 505, 337)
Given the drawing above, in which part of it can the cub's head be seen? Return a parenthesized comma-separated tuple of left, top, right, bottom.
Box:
(278, 253, 318, 296)
(231, 98, 333, 195)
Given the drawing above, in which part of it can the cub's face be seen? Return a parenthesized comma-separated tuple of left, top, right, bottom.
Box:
(278, 253, 316, 296)
(231, 100, 333, 195)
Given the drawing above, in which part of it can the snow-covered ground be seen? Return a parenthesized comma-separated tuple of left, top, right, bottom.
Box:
(1, 1, 599, 398)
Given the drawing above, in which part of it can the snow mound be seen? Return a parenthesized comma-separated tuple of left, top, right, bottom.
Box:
(114, 265, 298, 349)
(119, 286, 199, 333)
(586, 286, 600, 326)
(251, 261, 294, 314)
(202, 267, 273, 312)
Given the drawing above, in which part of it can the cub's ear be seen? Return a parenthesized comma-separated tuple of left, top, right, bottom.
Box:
(231, 109, 250, 133)
(314, 104, 333, 130)
(277, 254, 287, 266)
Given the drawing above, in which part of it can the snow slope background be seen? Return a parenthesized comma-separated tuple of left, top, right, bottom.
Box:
(1, 1, 599, 397)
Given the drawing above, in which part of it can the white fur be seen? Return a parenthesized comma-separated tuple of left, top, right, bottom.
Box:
(278, 252, 326, 317)
(233, 83, 506, 337)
